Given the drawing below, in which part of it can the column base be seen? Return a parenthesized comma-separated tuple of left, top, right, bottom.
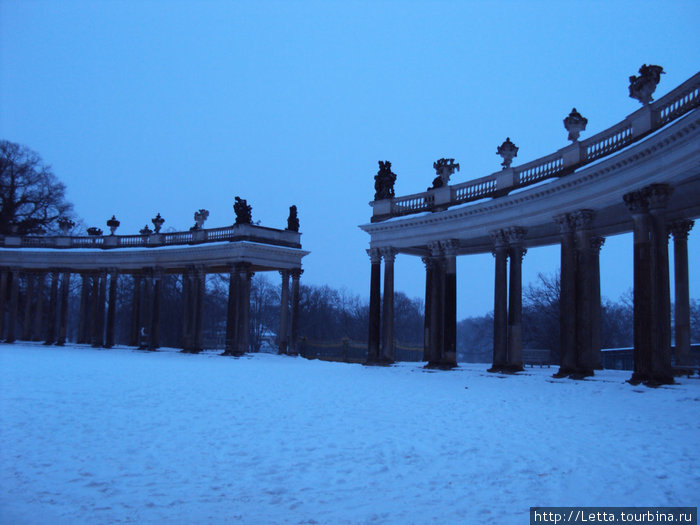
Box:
(487, 363, 508, 373)
(424, 361, 455, 370)
(645, 374, 675, 387)
(553, 367, 575, 378)
(569, 368, 595, 380)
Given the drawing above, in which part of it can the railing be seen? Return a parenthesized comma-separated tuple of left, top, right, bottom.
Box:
(581, 120, 634, 162)
(372, 71, 700, 222)
(453, 174, 498, 203)
(515, 151, 565, 186)
(0, 222, 301, 250)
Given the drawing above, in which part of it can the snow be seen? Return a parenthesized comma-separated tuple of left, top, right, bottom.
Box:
(1, 343, 699, 524)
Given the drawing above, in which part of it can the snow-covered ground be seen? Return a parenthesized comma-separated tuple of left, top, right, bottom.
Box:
(1, 343, 698, 524)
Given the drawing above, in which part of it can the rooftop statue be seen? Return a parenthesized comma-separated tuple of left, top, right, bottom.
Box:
(287, 205, 300, 232)
(429, 158, 460, 190)
(374, 160, 397, 201)
(191, 209, 209, 231)
(234, 196, 252, 225)
(629, 64, 664, 105)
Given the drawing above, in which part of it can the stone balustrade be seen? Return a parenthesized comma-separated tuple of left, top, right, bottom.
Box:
(0, 222, 302, 250)
(371, 71, 700, 222)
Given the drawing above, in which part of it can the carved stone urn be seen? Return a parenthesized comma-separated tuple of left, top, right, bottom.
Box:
(106, 215, 120, 235)
(151, 213, 165, 233)
(496, 138, 519, 169)
(563, 108, 588, 142)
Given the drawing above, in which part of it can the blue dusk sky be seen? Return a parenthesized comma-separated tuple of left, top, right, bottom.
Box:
(1, 0, 698, 318)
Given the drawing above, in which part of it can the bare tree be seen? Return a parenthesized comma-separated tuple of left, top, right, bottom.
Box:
(0, 140, 75, 235)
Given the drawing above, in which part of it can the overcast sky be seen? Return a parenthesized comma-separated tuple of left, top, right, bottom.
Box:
(1, 0, 698, 318)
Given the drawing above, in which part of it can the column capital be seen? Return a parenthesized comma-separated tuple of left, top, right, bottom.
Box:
(427, 240, 443, 258)
(367, 248, 382, 264)
(279, 269, 291, 278)
(440, 239, 459, 257)
(421, 256, 432, 269)
(571, 209, 595, 230)
(554, 213, 575, 234)
(647, 183, 673, 211)
(591, 236, 606, 253)
(379, 246, 397, 263)
(623, 188, 649, 215)
(291, 268, 304, 279)
(489, 229, 508, 250)
(152, 266, 164, 279)
(505, 226, 526, 245)
(668, 219, 694, 240)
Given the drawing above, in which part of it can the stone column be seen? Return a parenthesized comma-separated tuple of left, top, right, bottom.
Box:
(46, 270, 60, 345)
(224, 264, 240, 356)
(489, 231, 509, 372)
(78, 273, 90, 344)
(22, 273, 34, 340)
(554, 214, 577, 377)
(573, 210, 595, 378)
(669, 219, 694, 367)
(380, 247, 397, 364)
(96, 270, 107, 347)
(32, 273, 45, 341)
(181, 269, 193, 352)
(278, 270, 290, 354)
(194, 266, 206, 352)
(367, 248, 382, 363)
(624, 189, 653, 384)
(149, 268, 162, 350)
(289, 268, 302, 355)
(422, 256, 432, 363)
(647, 184, 674, 385)
(57, 271, 71, 345)
(427, 241, 444, 368)
(140, 269, 153, 349)
(591, 236, 605, 370)
(0, 269, 8, 340)
(506, 227, 526, 372)
(6, 268, 20, 343)
(441, 239, 458, 369)
(105, 269, 118, 348)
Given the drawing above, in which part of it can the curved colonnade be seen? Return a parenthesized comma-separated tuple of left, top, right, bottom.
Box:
(0, 222, 309, 355)
(361, 71, 700, 385)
